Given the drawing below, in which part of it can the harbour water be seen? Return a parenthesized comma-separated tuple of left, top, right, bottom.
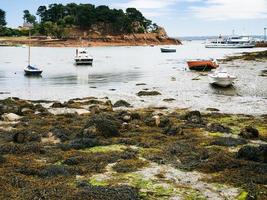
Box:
(0, 41, 267, 114)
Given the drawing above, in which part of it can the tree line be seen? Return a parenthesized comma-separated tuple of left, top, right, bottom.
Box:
(0, 3, 160, 38)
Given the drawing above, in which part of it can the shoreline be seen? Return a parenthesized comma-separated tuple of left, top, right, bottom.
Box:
(0, 35, 181, 47)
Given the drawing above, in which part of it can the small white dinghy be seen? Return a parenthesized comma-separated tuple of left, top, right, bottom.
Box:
(208, 68, 236, 87)
(75, 48, 93, 65)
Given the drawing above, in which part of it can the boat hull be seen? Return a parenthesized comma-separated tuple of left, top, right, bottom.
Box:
(160, 48, 176, 53)
(208, 76, 236, 87)
(187, 61, 218, 71)
(24, 70, 43, 76)
(75, 58, 93, 65)
(205, 44, 255, 48)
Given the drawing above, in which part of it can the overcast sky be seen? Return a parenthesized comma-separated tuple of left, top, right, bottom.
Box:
(1, 0, 267, 37)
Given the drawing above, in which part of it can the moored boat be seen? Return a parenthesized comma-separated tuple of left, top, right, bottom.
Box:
(187, 59, 219, 71)
(208, 68, 236, 87)
(75, 48, 93, 65)
(160, 47, 176, 53)
(24, 65, 43, 76)
(205, 35, 255, 48)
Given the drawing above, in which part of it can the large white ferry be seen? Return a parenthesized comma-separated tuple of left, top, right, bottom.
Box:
(205, 35, 255, 48)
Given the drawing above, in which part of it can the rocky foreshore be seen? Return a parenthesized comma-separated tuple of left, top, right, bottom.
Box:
(0, 33, 181, 47)
(0, 96, 266, 199)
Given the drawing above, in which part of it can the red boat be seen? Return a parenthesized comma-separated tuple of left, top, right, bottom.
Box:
(187, 60, 219, 71)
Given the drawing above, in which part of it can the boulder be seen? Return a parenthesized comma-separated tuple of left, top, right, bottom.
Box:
(82, 114, 120, 138)
(163, 125, 183, 136)
(2, 113, 22, 121)
(239, 126, 259, 139)
(206, 123, 231, 133)
(113, 100, 131, 108)
(183, 111, 203, 124)
(13, 131, 41, 143)
(237, 145, 267, 163)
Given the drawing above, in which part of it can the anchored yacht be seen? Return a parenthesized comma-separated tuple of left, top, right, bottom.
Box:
(205, 35, 255, 48)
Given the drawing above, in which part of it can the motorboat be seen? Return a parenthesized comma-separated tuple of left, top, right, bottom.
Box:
(24, 65, 43, 76)
(187, 59, 219, 71)
(161, 47, 176, 53)
(205, 35, 255, 48)
(75, 48, 93, 65)
(208, 68, 236, 87)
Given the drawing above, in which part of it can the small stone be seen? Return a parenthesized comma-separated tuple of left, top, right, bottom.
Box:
(122, 115, 131, 122)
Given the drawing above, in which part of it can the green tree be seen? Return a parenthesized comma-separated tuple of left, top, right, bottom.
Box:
(23, 10, 37, 24)
(76, 4, 96, 29)
(36, 6, 47, 22)
(0, 8, 7, 27)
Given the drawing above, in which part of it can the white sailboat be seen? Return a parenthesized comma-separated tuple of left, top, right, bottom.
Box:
(24, 27, 43, 76)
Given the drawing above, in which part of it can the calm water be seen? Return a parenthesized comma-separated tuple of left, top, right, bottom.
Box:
(0, 41, 267, 114)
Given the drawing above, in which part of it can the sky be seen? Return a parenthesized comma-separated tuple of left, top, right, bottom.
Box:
(1, 0, 267, 37)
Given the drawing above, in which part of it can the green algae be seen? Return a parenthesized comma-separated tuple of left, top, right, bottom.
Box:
(89, 178, 109, 186)
(208, 132, 224, 137)
(236, 191, 248, 200)
(80, 144, 127, 153)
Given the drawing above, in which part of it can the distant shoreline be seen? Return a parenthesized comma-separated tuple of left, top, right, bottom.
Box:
(0, 34, 181, 47)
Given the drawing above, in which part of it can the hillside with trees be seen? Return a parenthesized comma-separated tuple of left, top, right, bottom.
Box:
(0, 3, 180, 46)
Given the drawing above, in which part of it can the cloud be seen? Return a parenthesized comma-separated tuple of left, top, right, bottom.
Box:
(116, 0, 179, 9)
(190, 0, 267, 20)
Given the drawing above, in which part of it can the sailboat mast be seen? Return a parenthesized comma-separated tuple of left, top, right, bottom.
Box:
(28, 29, 31, 66)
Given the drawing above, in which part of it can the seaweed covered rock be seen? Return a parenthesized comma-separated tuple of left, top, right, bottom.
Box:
(163, 125, 183, 136)
(51, 128, 71, 142)
(39, 165, 70, 178)
(112, 159, 148, 173)
(0, 143, 43, 155)
(60, 138, 99, 150)
(51, 102, 65, 108)
(239, 126, 259, 139)
(211, 137, 247, 147)
(82, 114, 120, 138)
(0, 154, 5, 164)
(13, 131, 41, 143)
(137, 91, 161, 96)
(206, 123, 232, 133)
(0, 98, 34, 115)
(76, 182, 140, 200)
(145, 115, 170, 128)
(113, 100, 131, 108)
(237, 145, 267, 163)
(63, 156, 85, 165)
(183, 111, 203, 124)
